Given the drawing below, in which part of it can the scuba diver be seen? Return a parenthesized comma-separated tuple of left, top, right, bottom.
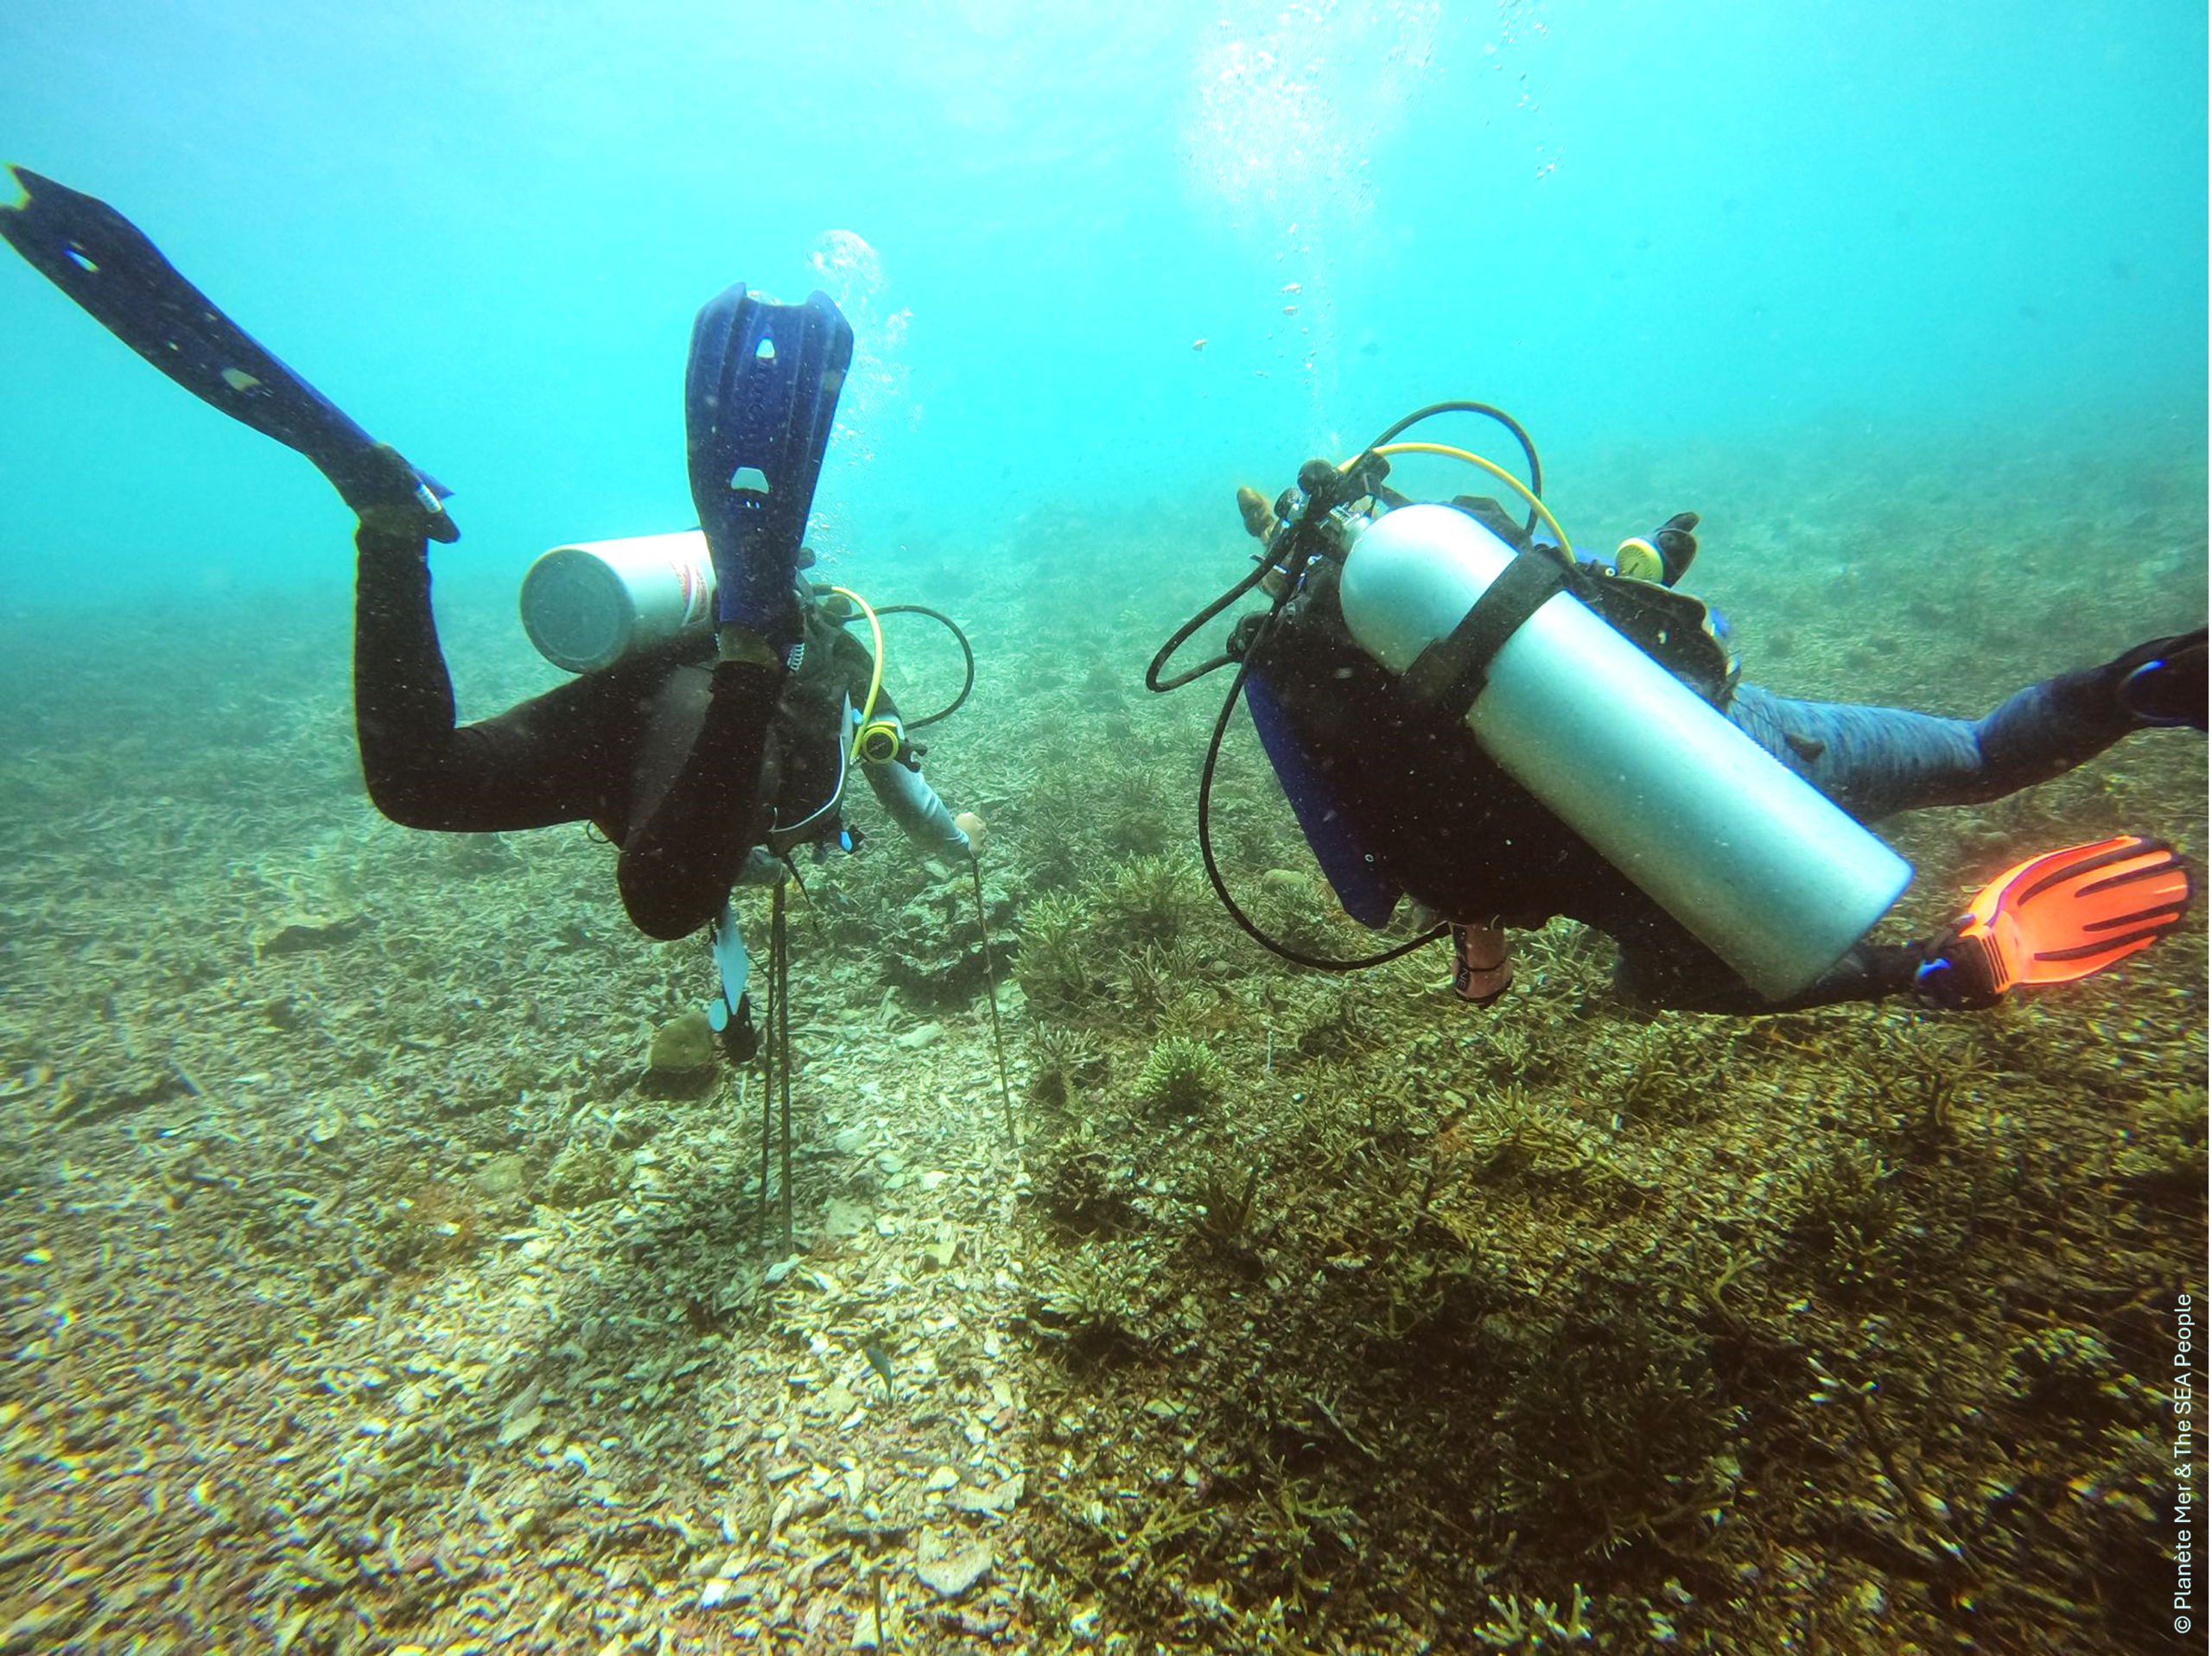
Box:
(2, 168, 983, 1052)
(1149, 402, 2203, 1015)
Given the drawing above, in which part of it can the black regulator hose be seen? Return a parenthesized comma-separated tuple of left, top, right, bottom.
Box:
(1145, 557, 1274, 692)
(1192, 609, 1449, 973)
(1148, 454, 1374, 694)
(835, 602, 976, 730)
(1362, 401, 1545, 540)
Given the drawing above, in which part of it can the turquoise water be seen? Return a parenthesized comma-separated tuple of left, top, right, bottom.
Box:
(0, 9, 2206, 1650)
(1, 0, 2202, 607)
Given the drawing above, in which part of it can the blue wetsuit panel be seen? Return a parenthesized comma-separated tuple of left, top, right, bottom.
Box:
(1244, 674, 1403, 928)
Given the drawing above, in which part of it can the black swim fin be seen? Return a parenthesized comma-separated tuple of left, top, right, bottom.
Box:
(685, 283, 852, 647)
(0, 166, 456, 541)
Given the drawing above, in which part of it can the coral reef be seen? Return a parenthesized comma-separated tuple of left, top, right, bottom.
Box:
(644, 1008, 718, 1096)
(1014, 889, 1093, 1013)
(873, 867, 1020, 1002)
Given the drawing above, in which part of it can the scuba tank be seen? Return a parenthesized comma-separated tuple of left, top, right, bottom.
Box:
(519, 531, 717, 673)
(1148, 401, 1917, 1003)
(1337, 502, 1910, 1000)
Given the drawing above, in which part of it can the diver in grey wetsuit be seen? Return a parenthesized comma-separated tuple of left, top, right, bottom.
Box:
(1232, 501, 2204, 1012)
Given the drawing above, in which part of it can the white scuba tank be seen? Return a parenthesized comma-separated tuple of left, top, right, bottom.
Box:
(1336, 504, 1912, 1000)
(518, 531, 715, 673)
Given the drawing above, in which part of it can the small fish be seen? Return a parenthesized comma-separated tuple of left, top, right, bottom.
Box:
(1191, 338, 1207, 352)
(862, 1342, 895, 1393)
(1281, 282, 1300, 295)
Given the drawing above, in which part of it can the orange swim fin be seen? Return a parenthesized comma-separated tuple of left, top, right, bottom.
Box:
(1917, 835, 2196, 1008)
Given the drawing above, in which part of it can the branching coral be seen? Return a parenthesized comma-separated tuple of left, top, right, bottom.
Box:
(1028, 1240, 1153, 1359)
(1608, 1023, 1726, 1128)
(1122, 941, 1201, 1026)
(1030, 1023, 1103, 1107)
(1030, 1119, 1132, 1234)
(2115, 1084, 2209, 1196)
(1138, 1034, 1226, 1114)
(1497, 1295, 1744, 1558)
(1016, 890, 1094, 1012)
(1876, 1024, 1993, 1143)
(1090, 853, 1198, 949)
(1777, 1140, 1907, 1295)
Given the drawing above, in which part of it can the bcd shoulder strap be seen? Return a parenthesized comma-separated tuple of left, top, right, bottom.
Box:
(1400, 549, 1573, 722)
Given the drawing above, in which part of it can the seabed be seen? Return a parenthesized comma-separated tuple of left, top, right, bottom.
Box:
(0, 435, 2204, 1653)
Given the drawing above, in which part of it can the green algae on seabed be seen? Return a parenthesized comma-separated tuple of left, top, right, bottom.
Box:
(0, 433, 2202, 1652)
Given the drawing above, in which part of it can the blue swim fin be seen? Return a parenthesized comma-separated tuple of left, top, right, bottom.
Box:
(685, 285, 853, 647)
(0, 166, 455, 540)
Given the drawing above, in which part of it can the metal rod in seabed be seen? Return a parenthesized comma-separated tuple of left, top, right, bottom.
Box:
(969, 858, 1017, 1145)
(773, 882, 794, 1252)
(754, 998, 772, 1255)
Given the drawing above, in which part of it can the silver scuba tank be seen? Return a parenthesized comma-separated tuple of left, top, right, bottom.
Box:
(1337, 503, 1911, 1000)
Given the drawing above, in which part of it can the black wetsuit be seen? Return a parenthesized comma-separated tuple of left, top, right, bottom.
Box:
(353, 524, 885, 940)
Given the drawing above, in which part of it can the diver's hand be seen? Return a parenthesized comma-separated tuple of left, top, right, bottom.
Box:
(715, 625, 783, 668)
(1617, 511, 1698, 584)
(347, 443, 461, 543)
(954, 810, 988, 860)
(1650, 512, 1698, 582)
(1236, 485, 1279, 542)
(2116, 627, 2208, 730)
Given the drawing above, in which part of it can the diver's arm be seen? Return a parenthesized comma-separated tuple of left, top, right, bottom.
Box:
(352, 523, 634, 833)
(860, 729, 974, 860)
(826, 625, 975, 860)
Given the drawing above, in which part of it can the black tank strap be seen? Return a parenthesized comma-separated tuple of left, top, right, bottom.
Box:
(1401, 549, 1569, 720)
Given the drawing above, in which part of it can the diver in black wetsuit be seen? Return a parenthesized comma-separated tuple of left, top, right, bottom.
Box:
(338, 282, 981, 1001)
(0, 171, 979, 993)
(1149, 406, 2202, 1016)
(352, 504, 976, 944)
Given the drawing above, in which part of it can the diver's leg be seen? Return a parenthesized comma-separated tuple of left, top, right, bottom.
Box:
(353, 524, 630, 833)
(1726, 647, 2177, 822)
(613, 657, 786, 941)
(1615, 936, 1922, 1012)
(1605, 894, 1923, 1012)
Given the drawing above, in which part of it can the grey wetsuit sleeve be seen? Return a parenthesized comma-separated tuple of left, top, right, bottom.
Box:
(860, 727, 969, 858)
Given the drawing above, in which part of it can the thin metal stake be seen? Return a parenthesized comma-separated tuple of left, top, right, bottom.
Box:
(969, 857, 1017, 1146)
(773, 881, 794, 1253)
(736, 1066, 754, 1248)
(755, 967, 772, 1255)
